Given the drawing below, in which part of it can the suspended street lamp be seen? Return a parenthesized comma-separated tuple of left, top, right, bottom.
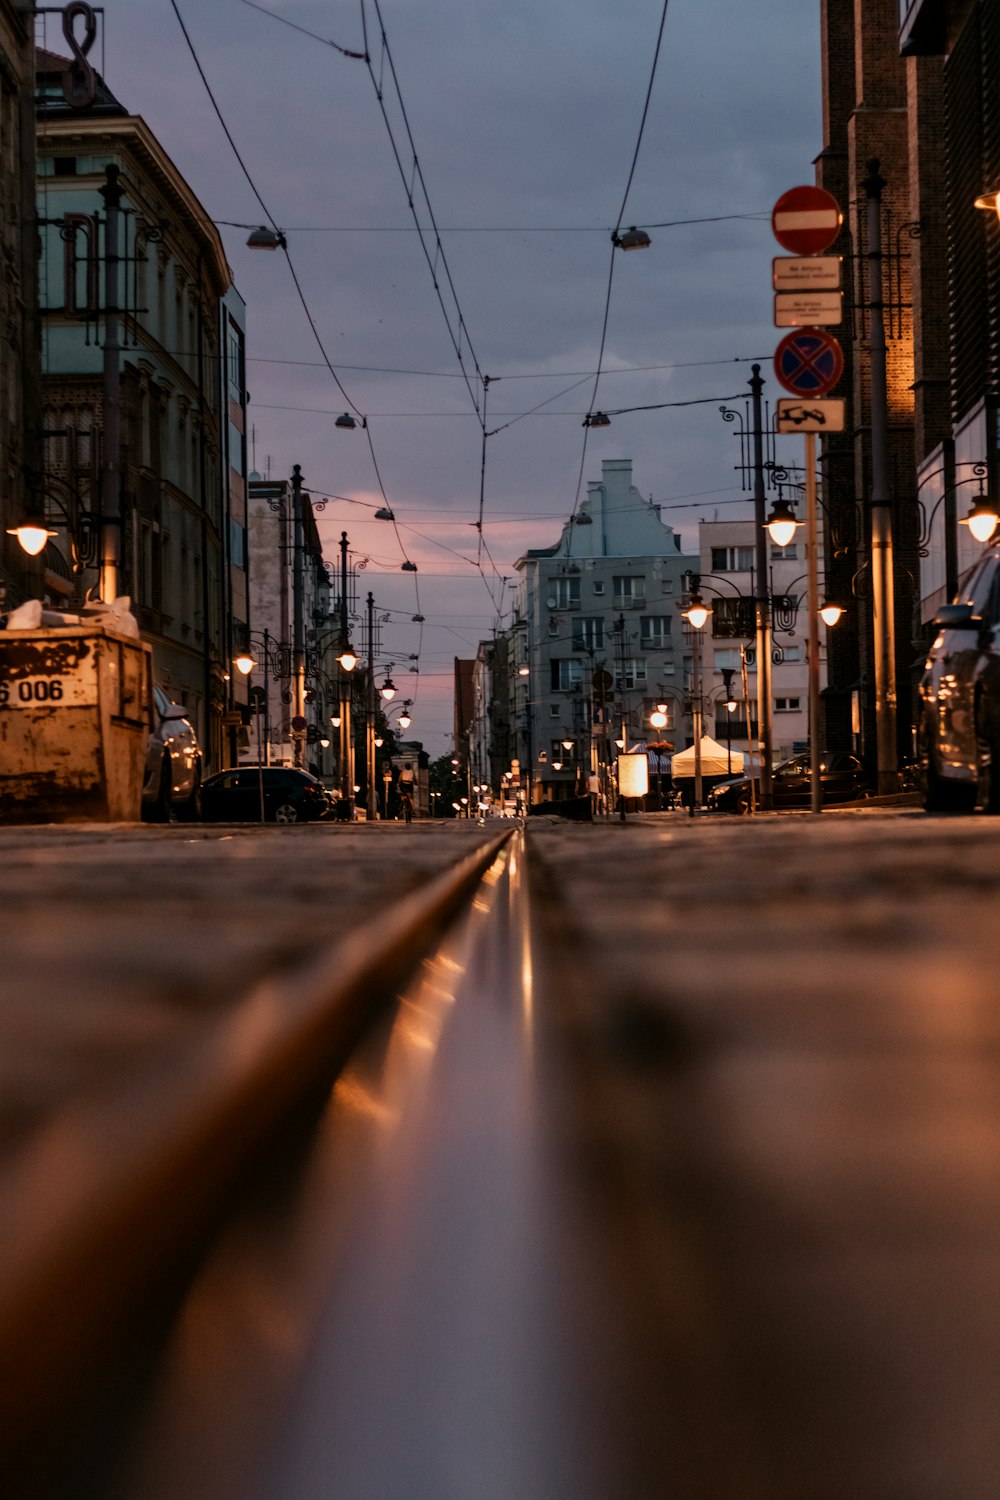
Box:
(765, 496, 801, 548)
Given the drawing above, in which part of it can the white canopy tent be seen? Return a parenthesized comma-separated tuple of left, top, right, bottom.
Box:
(670, 735, 744, 778)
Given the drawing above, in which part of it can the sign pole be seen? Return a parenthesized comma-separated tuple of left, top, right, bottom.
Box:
(805, 432, 822, 813)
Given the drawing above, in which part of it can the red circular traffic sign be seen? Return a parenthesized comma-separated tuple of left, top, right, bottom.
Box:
(774, 326, 844, 397)
(771, 185, 842, 255)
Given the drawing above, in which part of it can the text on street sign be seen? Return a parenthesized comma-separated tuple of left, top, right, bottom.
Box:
(772, 255, 842, 291)
(774, 291, 843, 327)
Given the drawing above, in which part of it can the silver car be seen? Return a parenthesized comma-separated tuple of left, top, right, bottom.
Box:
(142, 684, 203, 821)
(919, 543, 1000, 813)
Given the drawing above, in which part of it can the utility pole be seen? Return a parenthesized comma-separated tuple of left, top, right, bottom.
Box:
(290, 464, 306, 769)
(864, 159, 898, 794)
(749, 365, 775, 810)
(366, 591, 377, 821)
(338, 531, 353, 806)
(98, 165, 122, 605)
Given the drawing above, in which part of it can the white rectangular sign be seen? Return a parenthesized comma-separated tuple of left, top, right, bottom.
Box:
(774, 291, 843, 327)
(776, 398, 846, 434)
(772, 255, 842, 291)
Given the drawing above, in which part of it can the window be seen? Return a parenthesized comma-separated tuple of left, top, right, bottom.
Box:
(550, 658, 583, 691)
(775, 696, 801, 712)
(615, 657, 647, 690)
(229, 518, 247, 569)
(613, 575, 646, 609)
(661, 577, 674, 594)
(548, 704, 560, 719)
(572, 617, 604, 650)
(714, 648, 741, 671)
(771, 543, 798, 560)
(592, 580, 605, 596)
(780, 644, 802, 662)
(711, 546, 754, 572)
(640, 615, 671, 648)
(546, 576, 580, 609)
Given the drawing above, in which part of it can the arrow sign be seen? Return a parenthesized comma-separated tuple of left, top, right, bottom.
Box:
(772, 186, 842, 256)
(774, 326, 844, 397)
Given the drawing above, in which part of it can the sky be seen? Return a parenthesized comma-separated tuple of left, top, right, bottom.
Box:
(46, 0, 821, 756)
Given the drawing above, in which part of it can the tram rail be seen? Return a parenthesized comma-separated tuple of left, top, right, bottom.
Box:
(0, 828, 516, 1488)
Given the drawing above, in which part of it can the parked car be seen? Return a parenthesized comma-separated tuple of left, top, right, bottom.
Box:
(142, 684, 202, 822)
(707, 752, 873, 813)
(199, 765, 330, 824)
(918, 543, 1000, 812)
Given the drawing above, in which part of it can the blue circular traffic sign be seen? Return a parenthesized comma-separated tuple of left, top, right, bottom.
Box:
(774, 327, 843, 397)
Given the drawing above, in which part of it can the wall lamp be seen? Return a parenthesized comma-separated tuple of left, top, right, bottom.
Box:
(959, 495, 1000, 543)
(974, 190, 1000, 226)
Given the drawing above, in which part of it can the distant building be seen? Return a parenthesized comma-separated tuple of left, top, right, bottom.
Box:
(507, 458, 691, 805)
(246, 473, 330, 766)
(697, 519, 825, 762)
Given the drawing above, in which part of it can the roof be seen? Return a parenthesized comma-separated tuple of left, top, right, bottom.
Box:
(36, 47, 127, 116)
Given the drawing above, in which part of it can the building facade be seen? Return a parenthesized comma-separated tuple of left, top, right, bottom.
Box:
(34, 52, 241, 770)
(246, 472, 330, 768)
(815, 0, 1000, 765)
(697, 519, 825, 763)
(509, 459, 692, 805)
(0, 3, 41, 611)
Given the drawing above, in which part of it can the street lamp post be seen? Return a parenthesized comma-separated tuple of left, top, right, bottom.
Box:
(748, 365, 775, 811)
(98, 165, 123, 605)
(864, 160, 898, 795)
(683, 576, 711, 813)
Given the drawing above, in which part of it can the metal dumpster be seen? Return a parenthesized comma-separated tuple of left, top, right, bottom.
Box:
(0, 626, 152, 823)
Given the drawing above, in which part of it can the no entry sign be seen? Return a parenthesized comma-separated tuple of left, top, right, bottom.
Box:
(772, 186, 842, 256)
(774, 326, 844, 397)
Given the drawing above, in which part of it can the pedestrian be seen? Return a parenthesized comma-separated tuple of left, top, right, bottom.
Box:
(398, 762, 415, 823)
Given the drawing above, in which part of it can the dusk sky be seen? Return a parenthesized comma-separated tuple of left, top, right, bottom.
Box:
(48, 1, 821, 754)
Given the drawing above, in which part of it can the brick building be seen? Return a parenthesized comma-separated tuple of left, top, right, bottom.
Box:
(816, 0, 1000, 763)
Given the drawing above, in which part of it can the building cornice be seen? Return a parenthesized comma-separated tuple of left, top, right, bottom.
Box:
(38, 115, 231, 295)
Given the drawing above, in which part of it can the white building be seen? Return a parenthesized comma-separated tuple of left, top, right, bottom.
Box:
(697, 518, 828, 762)
(509, 459, 692, 805)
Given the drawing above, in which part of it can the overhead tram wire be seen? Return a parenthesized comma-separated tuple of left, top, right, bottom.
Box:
(357, 0, 508, 601)
(209, 210, 771, 234)
(567, 0, 672, 540)
(168, 0, 424, 634)
(241, 0, 510, 611)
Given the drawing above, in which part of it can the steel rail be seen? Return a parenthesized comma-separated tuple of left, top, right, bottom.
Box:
(0, 828, 511, 1467)
(111, 826, 615, 1500)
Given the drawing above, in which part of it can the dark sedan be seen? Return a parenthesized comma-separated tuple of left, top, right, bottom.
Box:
(707, 752, 873, 813)
(200, 766, 330, 824)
